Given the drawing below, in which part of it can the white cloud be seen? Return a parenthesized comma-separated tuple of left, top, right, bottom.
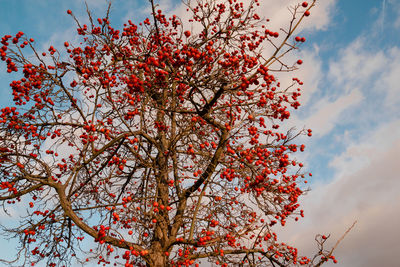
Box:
(293, 32, 400, 138)
(304, 88, 363, 136)
(295, 46, 324, 105)
(254, 0, 337, 33)
(276, 120, 400, 267)
(330, 120, 400, 175)
(328, 39, 387, 92)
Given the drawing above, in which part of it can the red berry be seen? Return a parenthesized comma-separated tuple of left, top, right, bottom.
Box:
(67, 10, 72, 14)
(295, 36, 301, 42)
(304, 10, 310, 16)
(297, 59, 303, 65)
(64, 42, 69, 47)
(302, 2, 308, 8)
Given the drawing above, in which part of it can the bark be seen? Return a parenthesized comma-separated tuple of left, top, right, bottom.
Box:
(148, 243, 167, 267)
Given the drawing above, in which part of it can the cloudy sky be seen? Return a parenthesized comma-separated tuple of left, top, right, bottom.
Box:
(1, 0, 399, 266)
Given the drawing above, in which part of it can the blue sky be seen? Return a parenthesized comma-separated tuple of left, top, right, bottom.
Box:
(1, 0, 400, 266)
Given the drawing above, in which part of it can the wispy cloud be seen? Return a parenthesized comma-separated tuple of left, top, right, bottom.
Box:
(304, 89, 363, 136)
(380, 0, 386, 32)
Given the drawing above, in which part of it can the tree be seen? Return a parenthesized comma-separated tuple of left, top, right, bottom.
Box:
(0, 0, 339, 266)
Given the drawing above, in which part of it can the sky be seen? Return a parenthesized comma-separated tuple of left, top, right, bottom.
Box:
(0, 0, 400, 266)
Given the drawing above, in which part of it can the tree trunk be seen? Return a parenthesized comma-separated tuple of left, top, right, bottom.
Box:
(148, 250, 167, 267)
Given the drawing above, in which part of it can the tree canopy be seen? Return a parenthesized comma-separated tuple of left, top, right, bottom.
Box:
(0, 0, 339, 266)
